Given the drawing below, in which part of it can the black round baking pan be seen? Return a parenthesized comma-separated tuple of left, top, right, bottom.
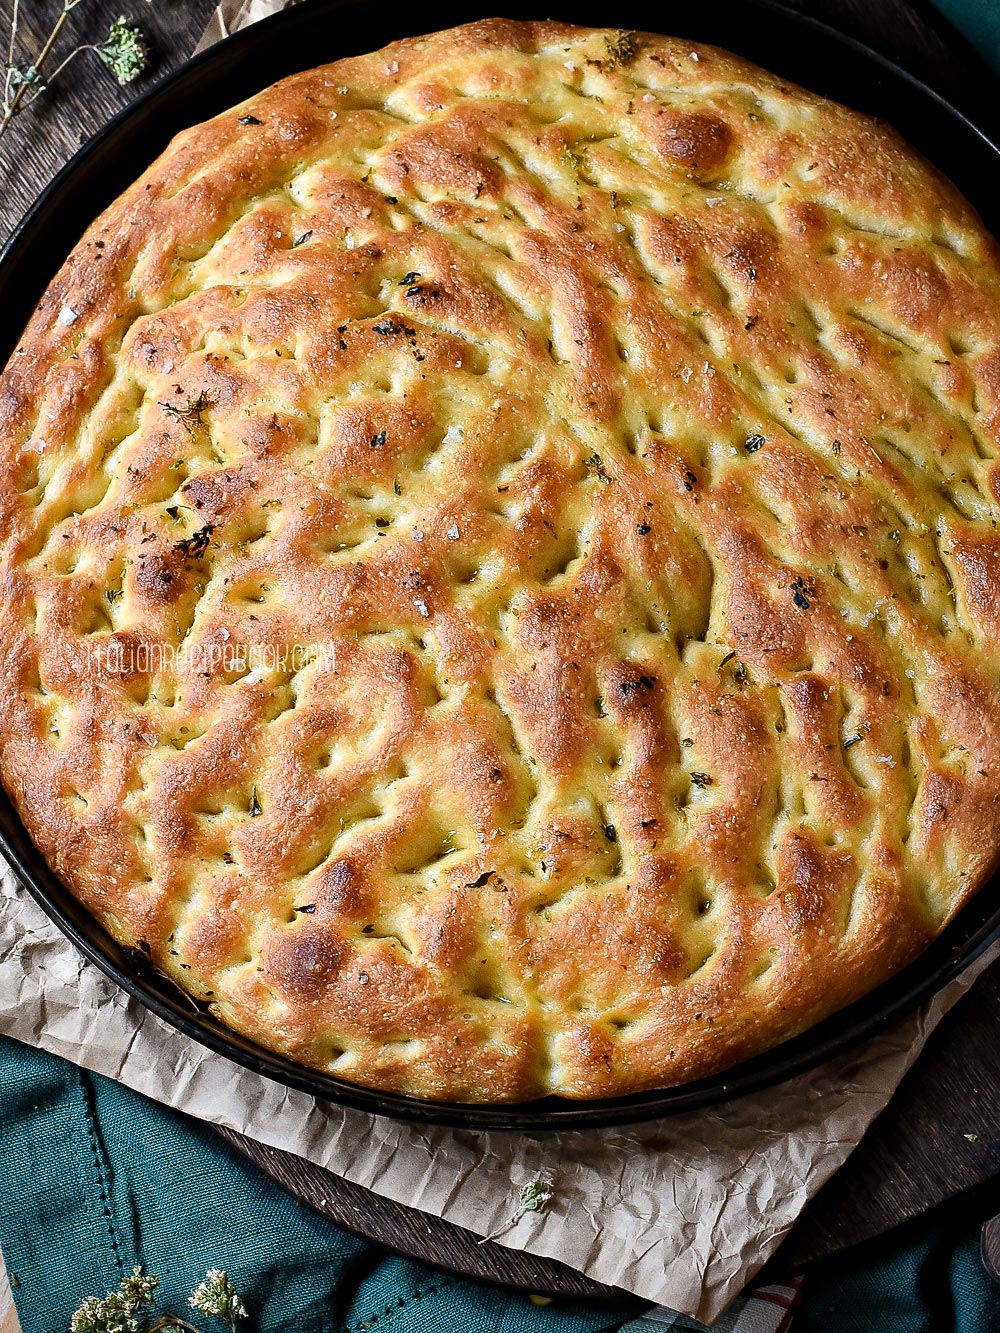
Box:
(2, 0, 1000, 1131)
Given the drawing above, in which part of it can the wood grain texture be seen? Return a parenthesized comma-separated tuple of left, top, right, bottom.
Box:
(982, 1214, 1000, 1283)
(0, 0, 218, 240)
(0, 0, 998, 1314)
(213, 1124, 643, 1307)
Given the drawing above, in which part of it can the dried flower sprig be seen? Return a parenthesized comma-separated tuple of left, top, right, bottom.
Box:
(71, 1267, 248, 1333)
(189, 1271, 248, 1333)
(70, 1267, 160, 1333)
(2, 1, 148, 139)
(96, 15, 146, 85)
(477, 1177, 555, 1244)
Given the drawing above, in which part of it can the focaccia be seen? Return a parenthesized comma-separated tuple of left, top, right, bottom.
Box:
(2, 20, 1000, 1101)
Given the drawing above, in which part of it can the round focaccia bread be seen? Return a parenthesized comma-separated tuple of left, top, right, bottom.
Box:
(3, 19, 1000, 1103)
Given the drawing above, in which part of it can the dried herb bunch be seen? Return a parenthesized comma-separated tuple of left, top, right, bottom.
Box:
(478, 1177, 555, 1244)
(2, 0, 148, 137)
(71, 1267, 248, 1333)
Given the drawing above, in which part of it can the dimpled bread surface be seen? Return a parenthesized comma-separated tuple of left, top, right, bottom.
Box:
(2, 19, 1000, 1102)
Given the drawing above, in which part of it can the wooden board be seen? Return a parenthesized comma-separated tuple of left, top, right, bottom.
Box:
(1, 0, 998, 1313)
(212, 1123, 644, 1307)
(983, 1214, 1000, 1282)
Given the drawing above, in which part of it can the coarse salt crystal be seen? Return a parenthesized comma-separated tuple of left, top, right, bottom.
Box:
(58, 305, 78, 325)
(447, 524, 460, 541)
(414, 598, 429, 617)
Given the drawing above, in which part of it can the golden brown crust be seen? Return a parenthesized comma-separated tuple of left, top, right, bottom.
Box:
(2, 20, 1000, 1100)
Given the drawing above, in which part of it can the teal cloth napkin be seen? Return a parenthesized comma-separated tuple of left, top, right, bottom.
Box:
(0, 1036, 617, 1333)
(3, 1034, 1000, 1333)
(930, 0, 1000, 73)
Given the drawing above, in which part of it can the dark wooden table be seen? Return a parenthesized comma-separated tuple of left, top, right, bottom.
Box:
(0, 0, 218, 236)
(2, 0, 998, 1308)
